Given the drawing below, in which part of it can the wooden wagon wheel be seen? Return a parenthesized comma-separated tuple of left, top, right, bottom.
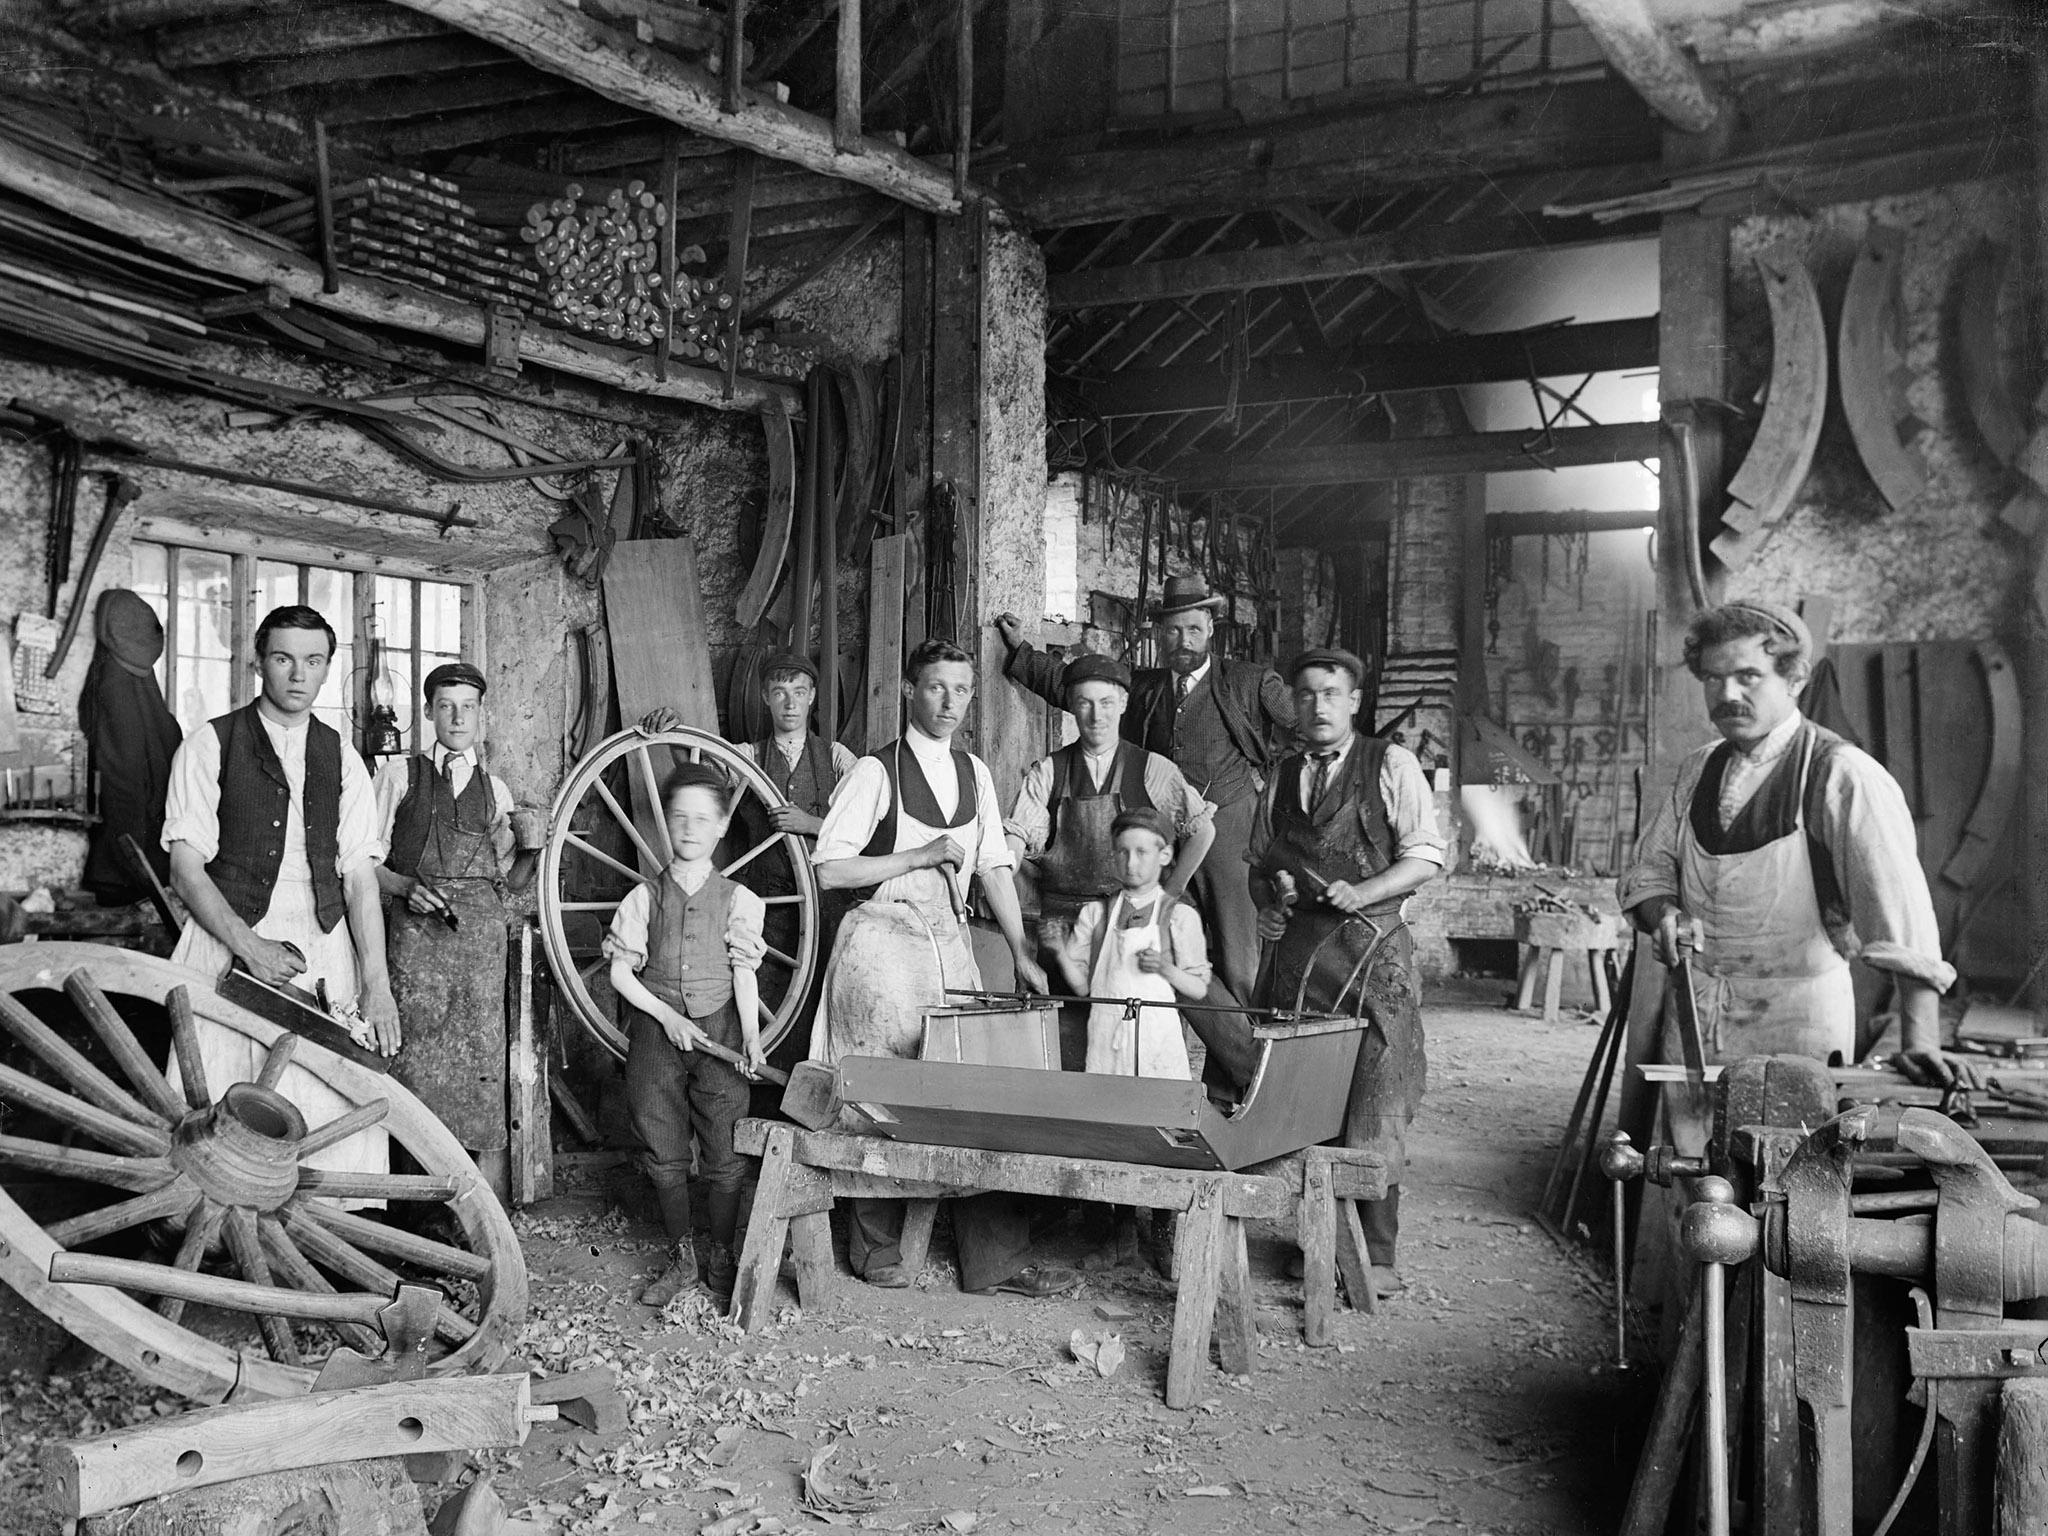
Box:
(0, 943, 526, 1404)
(539, 725, 824, 1063)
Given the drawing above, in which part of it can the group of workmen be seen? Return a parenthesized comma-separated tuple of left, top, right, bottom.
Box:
(152, 581, 1964, 1313)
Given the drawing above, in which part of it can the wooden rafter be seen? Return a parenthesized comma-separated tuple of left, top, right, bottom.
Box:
(156, 6, 449, 68)
(1172, 422, 1661, 489)
(1567, 0, 1724, 133)
(382, 0, 961, 212)
(233, 37, 505, 97)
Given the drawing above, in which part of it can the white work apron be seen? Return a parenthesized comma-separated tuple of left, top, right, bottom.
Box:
(1082, 893, 1192, 1080)
(1665, 731, 1854, 1151)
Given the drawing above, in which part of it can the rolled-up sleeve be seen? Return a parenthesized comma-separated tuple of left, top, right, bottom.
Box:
(1167, 901, 1213, 987)
(161, 725, 222, 862)
(971, 761, 1016, 875)
(1005, 758, 1057, 854)
(726, 885, 766, 973)
(602, 882, 655, 969)
(335, 746, 382, 877)
(1616, 752, 1706, 916)
(1144, 755, 1216, 838)
(1818, 749, 1957, 992)
(813, 757, 891, 864)
(1378, 744, 1446, 866)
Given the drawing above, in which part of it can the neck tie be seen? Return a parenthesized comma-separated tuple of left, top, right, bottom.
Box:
(1308, 749, 1339, 808)
(1175, 672, 1192, 708)
(442, 755, 461, 793)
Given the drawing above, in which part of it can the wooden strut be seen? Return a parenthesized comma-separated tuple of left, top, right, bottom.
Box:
(1837, 225, 1928, 515)
(1714, 250, 1826, 570)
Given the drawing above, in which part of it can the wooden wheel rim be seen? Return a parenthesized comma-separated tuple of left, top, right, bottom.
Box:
(538, 726, 824, 1063)
(0, 943, 527, 1404)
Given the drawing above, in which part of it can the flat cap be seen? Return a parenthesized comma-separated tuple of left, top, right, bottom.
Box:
(422, 660, 487, 700)
(1063, 652, 1132, 693)
(759, 652, 818, 683)
(1717, 600, 1813, 655)
(1111, 806, 1176, 846)
(1285, 647, 1368, 687)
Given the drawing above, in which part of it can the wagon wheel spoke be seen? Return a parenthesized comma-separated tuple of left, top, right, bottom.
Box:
(591, 775, 663, 875)
(158, 1198, 226, 1323)
(299, 1099, 390, 1158)
(0, 991, 162, 1128)
(223, 1206, 301, 1365)
(257, 1215, 386, 1356)
(0, 1062, 172, 1156)
(165, 985, 210, 1111)
(255, 1033, 298, 1091)
(45, 1178, 200, 1250)
(563, 830, 644, 884)
(761, 894, 806, 905)
(629, 745, 676, 866)
(295, 1169, 465, 1202)
(282, 1207, 476, 1345)
(559, 901, 623, 914)
(762, 944, 799, 971)
(65, 970, 187, 1123)
(300, 1202, 492, 1282)
(0, 1136, 177, 1193)
(577, 955, 607, 985)
(719, 830, 782, 878)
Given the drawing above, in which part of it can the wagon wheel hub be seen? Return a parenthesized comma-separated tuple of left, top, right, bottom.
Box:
(169, 1084, 307, 1213)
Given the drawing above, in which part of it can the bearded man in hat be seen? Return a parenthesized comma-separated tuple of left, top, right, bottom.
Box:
(374, 659, 539, 1199)
(996, 576, 1293, 1007)
(1619, 602, 1964, 1110)
(1004, 652, 1220, 1076)
(1250, 647, 1444, 1297)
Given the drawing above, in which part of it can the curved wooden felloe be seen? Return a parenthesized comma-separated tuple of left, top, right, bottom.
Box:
(1838, 226, 1927, 514)
(1715, 251, 1826, 569)
(736, 394, 797, 630)
(539, 726, 823, 1063)
(1942, 639, 2020, 890)
(0, 944, 526, 1405)
(1958, 240, 2027, 467)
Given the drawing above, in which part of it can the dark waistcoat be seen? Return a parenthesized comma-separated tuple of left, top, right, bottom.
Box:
(206, 703, 345, 933)
(386, 753, 497, 881)
(756, 733, 840, 820)
(1258, 736, 1399, 918)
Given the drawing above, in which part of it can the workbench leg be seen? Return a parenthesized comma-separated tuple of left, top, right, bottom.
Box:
(1542, 948, 1566, 1025)
(1165, 1185, 1226, 1409)
(1336, 1192, 1377, 1318)
(898, 1198, 939, 1278)
(732, 1124, 828, 1331)
(1514, 945, 1541, 1011)
(1589, 952, 1613, 1019)
(788, 1210, 836, 1316)
(1301, 1157, 1337, 1347)
(1214, 1216, 1254, 1378)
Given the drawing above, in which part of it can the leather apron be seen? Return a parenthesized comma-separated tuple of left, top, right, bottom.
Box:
(1082, 893, 1191, 1079)
(1665, 728, 1854, 1150)
(388, 767, 510, 1151)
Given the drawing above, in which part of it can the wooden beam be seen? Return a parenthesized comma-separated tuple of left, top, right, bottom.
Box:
(1567, 0, 1725, 134)
(1486, 508, 1657, 534)
(835, 0, 862, 154)
(1002, 78, 1658, 228)
(1173, 422, 1661, 488)
(156, 5, 449, 68)
(371, 97, 644, 158)
(1063, 317, 1661, 418)
(312, 64, 548, 128)
(233, 37, 507, 96)
(1048, 212, 1657, 310)
(382, 0, 961, 213)
(0, 133, 794, 413)
(953, 0, 973, 195)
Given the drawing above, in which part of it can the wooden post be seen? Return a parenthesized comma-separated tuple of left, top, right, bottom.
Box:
(1300, 1154, 1337, 1347)
(723, 0, 746, 115)
(1165, 1183, 1225, 1409)
(898, 208, 933, 652)
(508, 919, 553, 1207)
(2025, 52, 2048, 1023)
(721, 150, 757, 401)
(311, 118, 340, 296)
(657, 130, 680, 381)
(1998, 1378, 2048, 1536)
(953, 0, 973, 197)
(929, 204, 982, 741)
(866, 533, 906, 749)
(834, 0, 861, 153)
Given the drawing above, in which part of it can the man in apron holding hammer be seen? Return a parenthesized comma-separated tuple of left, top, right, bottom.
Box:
(1618, 601, 1966, 1151)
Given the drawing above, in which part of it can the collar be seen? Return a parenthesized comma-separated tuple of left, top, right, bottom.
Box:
(1730, 710, 1803, 763)
(905, 724, 954, 765)
(1177, 658, 1212, 689)
(666, 856, 716, 892)
(255, 705, 310, 736)
(770, 732, 808, 756)
(432, 744, 478, 772)
(1306, 732, 1355, 766)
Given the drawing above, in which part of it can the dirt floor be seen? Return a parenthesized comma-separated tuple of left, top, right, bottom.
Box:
(0, 980, 1642, 1535)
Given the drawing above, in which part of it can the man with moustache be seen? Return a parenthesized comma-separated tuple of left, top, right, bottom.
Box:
(1250, 648, 1443, 1296)
(1619, 602, 1964, 1112)
(995, 576, 1293, 1010)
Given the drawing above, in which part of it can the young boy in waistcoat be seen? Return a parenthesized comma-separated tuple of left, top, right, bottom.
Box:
(605, 763, 768, 1305)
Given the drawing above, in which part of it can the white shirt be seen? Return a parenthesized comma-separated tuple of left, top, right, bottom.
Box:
(1715, 709, 1802, 829)
(162, 709, 380, 879)
(371, 745, 515, 869)
(601, 858, 767, 970)
(813, 726, 1016, 896)
(1174, 659, 1211, 702)
(748, 736, 859, 783)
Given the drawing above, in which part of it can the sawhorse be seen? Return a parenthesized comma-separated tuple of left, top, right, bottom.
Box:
(730, 1119, 1386, 1407)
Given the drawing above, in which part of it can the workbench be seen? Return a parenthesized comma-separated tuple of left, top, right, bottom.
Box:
(730, 1118, 1388, 1407)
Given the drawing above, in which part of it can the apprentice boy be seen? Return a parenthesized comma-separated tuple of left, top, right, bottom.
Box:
(374, 661, 539, 1203)
(163, 604, 397, 1178)
(1250, 648, 1444, 1297)
(606, 763, 768, 1306)
(1058, 807, 1212, 1080)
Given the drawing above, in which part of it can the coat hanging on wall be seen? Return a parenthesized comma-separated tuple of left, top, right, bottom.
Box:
(78, 589, 181, 907)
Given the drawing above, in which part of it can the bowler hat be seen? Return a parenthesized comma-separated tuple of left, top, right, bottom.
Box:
(1062, 653, 1131, 693)
(1148, 574, 1227, 620)
(422, 660, 487, 700)
(1286, 647, 1368, 687)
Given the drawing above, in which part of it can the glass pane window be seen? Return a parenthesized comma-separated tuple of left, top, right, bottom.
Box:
(373, 575, 467, 751)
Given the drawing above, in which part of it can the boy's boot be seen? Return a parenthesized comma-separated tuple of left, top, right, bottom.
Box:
(639, 1240, 701, 1307)
(706, 1242, 738, 1298)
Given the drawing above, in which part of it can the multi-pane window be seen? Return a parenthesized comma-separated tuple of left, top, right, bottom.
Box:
(131, 539, 471, 757)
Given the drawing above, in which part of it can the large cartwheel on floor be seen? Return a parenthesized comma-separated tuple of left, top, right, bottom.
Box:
(0, 943, 526, 1403)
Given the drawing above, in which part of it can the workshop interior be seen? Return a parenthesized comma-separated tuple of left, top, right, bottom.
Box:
(0, 0, 2042, 1531)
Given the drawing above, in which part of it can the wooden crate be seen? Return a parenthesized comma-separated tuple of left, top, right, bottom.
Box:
(919, 1005, 1058, 1071)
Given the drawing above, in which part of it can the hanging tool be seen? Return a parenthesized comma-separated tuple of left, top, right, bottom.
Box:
(41, 426, 81, 619)
(45, 473, 140, 678)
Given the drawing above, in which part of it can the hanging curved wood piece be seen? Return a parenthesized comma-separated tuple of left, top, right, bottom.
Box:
(736, 395, 797, 631)
(1957, 240, 2029, 468)
(1941, 639, 2020, 890)
(1838, 226, 1928, 515)
(1714, 251, 1826, 571)
(0, 944, 526, 1406)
